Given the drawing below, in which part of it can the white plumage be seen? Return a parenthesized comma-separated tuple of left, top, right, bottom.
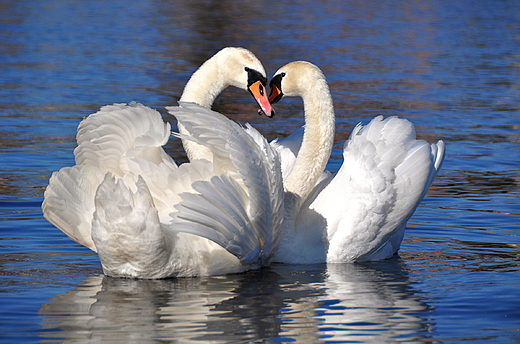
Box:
(42, 48, 282, 278)
(267, 61, 445, 264)
(42, 53, 445, 278)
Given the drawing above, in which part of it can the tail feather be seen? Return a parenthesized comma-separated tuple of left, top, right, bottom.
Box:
(92, 174, 173, 278)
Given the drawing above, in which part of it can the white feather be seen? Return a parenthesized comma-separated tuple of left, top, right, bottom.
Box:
(42, 165, 104, 252)
(42, 48, 282, 278)
(44, 101, 284, 278)
(267, 62, 445, 264)
(167, 102, 284, 266)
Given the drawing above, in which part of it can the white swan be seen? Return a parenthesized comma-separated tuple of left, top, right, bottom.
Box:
(264, 61, 445, 263)
(42, 48, 283, 278)
(178, 47, 274, 161)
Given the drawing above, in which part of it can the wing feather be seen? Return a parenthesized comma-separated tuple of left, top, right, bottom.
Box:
(167, 102, 284, 264)
(42, 165, 104, 252)
(307, 116, 445, 262)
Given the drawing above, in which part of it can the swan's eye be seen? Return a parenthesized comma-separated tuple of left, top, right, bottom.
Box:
(281, 72, 286, 77)
(245, 67, 268, 88)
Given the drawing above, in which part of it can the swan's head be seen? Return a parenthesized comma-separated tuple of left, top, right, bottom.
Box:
(268, 61, 327, 105)
(214, 47, 274, 118)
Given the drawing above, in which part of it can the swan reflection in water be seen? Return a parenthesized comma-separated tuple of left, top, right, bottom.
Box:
(39, 259, 433, 342)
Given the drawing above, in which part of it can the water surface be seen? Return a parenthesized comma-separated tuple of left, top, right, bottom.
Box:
(1, 0, 519, 342)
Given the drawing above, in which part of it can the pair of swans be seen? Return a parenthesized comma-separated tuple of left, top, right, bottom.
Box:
(43, 47, 445, 278)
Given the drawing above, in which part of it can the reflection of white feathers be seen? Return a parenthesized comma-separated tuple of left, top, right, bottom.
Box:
(43, 102, 283, 278)
(39, 263, 429, 342)
(315, 264, 429, 341)
(267, 62, 445, 264)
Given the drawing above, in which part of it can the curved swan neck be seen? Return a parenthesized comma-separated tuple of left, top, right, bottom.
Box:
(179, 57, 226, 108)
(284, 77, 335, 205)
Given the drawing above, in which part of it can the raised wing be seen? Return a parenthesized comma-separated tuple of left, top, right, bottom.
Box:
(167, 102, 284, 265)
(42, 165, 104, 252)
(307, 116, 445, 262)
(43, 103, 179, 250)
(74, 102, 176, 176)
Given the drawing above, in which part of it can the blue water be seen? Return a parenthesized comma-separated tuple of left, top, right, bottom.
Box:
(1, 0, 519, 342)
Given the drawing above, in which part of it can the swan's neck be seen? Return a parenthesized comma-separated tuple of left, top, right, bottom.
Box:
(284, 83, 335, 208)
(177, 57, 227, 161)
(179, 57, 227, 108)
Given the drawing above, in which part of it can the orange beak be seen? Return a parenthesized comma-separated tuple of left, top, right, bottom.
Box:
(249, 80, 275, 118)
(268, 83, 283, 105)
